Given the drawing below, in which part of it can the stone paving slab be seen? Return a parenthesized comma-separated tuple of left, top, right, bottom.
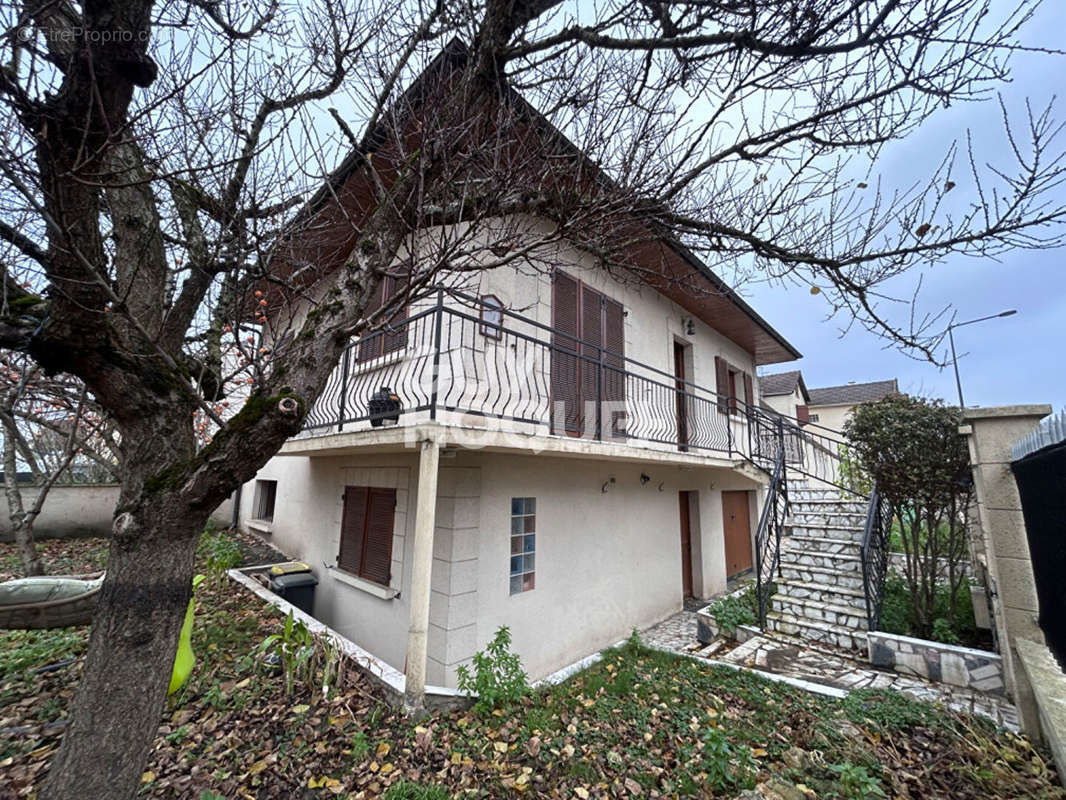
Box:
(641, 611, 1019, 731)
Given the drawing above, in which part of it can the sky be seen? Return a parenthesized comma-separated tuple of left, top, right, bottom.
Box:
(742, 1, 1066, 409)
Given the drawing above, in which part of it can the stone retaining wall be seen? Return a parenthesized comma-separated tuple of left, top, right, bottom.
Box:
(868, 630, 1004, 697)
(1016, 639, 1066, 775)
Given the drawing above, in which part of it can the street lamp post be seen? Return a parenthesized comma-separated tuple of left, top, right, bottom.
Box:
(947, 310, 1017, 408)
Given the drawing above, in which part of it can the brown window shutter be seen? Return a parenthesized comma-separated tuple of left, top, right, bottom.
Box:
(357, 280, 388, 363)
(338, 486, 369, 573)
(796, 404, 810, 425)
(743, 372, 754, 410)
(602, 297, 626, 435)
(551, 270, 581, 433)
(714, 356, 730, 413)
(360, 487, 396, 586)
(579, 285, 603, 423)
(382, 275, 409, 355)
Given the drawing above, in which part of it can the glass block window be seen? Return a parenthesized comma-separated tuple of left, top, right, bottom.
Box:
(509, 497, 536, 594)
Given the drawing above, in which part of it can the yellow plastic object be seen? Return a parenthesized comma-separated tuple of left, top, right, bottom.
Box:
(268, 561, 311, 576)
(168, 574, 206, 695)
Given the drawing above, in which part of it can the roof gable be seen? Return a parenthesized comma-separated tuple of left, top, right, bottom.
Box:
(278, 41, 800, 365)
(758, 370, 809, 400)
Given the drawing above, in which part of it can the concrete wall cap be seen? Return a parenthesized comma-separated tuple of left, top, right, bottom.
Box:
(962, 405, 1053, 420)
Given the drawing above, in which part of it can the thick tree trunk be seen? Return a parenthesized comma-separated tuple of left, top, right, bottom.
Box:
(40, 497, 207, 799)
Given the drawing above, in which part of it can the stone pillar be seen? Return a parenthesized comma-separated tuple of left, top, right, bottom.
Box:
(961, 405, 1051, 737)
(404, 435, 441, 714)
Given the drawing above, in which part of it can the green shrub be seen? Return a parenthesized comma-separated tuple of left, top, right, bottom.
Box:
(455, 626, 529, 713)
(878, 573, 977, 646)
(200, 530, 241, 579)
(383, 780, 450, 800)
(827, 762, 887, 799)
(706, 586, 757, 638)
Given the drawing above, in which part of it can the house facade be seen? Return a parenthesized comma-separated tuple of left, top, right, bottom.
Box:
(237, 246, 801, 699)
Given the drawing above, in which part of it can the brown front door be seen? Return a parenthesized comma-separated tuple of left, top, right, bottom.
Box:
(674, 342, 689, 451)
(679, 491, 694, 597)
(722, 491, 753, 576)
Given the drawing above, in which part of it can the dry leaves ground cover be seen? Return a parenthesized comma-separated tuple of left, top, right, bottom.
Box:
(1, 532, 1063, 799)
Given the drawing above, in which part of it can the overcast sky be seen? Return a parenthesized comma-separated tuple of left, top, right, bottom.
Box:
(744, 1, 1065, 409)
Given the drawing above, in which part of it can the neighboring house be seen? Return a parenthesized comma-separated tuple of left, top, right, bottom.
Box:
(234, 47, 802, 702)
(758, 370, 810, 423)
(804, 379, 900, 434)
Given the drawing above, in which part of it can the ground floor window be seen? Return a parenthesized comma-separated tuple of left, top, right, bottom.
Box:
(339, 486, 396, 586)
(252, 479, 277, 522)
(510, 497, 536, 594)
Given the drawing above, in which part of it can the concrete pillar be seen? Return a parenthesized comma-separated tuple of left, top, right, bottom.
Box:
(404, 434, 441, 713)
(696, 487, 727, 598)
(961, 405, 1051, 737)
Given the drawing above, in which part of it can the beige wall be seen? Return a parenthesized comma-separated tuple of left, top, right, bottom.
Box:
(962, 405, 1051, 735)
(241, 447, 761, 688)
(806, 402, 853, 435)
(0, 484, 232, 541)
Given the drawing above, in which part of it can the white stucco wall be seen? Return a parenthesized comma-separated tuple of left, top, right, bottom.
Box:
(806, 403, 854, 435)
(240, 447, 761, 688)
(0, 484, 233, 541)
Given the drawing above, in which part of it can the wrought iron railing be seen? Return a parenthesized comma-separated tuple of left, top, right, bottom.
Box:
(860, 482, 891, 629)
(304, 289, 754, 460)
(754, 447, 789, 627)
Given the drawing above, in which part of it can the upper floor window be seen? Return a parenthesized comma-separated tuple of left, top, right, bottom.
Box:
(715, 357, 754, 415)
(357, 275, 408, 363)
(252, 479, 277, 522)
(480, 295, 504, 339)
(809, 414, 820, 423)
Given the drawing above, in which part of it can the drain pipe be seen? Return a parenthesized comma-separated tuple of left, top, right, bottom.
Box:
(229, 485, 242, 530)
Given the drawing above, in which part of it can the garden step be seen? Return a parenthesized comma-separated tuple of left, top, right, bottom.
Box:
(785, 522, 866, 543)
(780, 542, 863, 572)
(789, 500, 869, 516)
(771, 594, 868, 630)
(776, 578, 867, 607)
(788, 510, 868, 527)
(780, 535, 863, 557)
(778, 563, 865, 591)
(765, 611, 869, 652)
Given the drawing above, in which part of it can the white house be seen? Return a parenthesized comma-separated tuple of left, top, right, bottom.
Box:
(233, 47, 804, 707)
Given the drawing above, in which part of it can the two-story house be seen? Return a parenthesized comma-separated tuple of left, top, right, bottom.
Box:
(233, 45, 802, 708)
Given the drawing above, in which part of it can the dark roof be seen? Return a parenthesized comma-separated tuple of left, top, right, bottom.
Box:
(808, 379, 900, 406)
(285, 40, 800, 366)
(758, 370, 809, 400)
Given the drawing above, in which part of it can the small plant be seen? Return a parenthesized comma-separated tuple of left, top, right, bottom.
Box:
(827, 762, 887, 799)
(165, 725, 190, 746)
(349, 730, 370, 761)
(706, 586, 757, 638)
(200, 529, 242, 580)
(455, 625, 529, 713)
(255, 611, 317, 696)
(931, 617, 961, 645)
(383, 780, 450, 800)
(699, 726, 757, 792)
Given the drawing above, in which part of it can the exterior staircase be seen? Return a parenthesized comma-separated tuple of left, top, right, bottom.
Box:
(766, 487, 871, 651)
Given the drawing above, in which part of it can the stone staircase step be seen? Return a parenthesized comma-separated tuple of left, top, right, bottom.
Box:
(766, 610, 869, 651)
(772, 594, 868, 630)
(790, 499, 868, 515)
(788, 510, 868, 527)
(781, 535, 862, 556)
(776, 578, 867, 609)
(780, 541, 863, 572)
(779, 563, 865, 591)
(786, 522, 866, 543)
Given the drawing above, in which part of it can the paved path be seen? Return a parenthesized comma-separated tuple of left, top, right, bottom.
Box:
(641, 610, 1018, 730)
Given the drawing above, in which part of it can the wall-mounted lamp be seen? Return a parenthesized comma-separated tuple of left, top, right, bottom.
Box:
(682, 317, 695, 336)
(640, 473, 651, 486)
(601, 476, 616, 493)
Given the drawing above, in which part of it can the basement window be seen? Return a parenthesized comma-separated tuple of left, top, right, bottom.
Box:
(252, 479, 277, 523)
(509, 497, 536, 594)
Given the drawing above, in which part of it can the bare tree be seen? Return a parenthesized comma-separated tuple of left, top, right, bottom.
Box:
(0, 0, 1063, 797)
(0, 356, 117, 575)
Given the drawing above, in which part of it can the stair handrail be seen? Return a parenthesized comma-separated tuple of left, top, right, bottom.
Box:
(754, 446, 788, 629)
(860, 482, 890, 630)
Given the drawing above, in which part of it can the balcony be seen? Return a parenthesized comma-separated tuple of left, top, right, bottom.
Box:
(294, 289, 828, 473)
